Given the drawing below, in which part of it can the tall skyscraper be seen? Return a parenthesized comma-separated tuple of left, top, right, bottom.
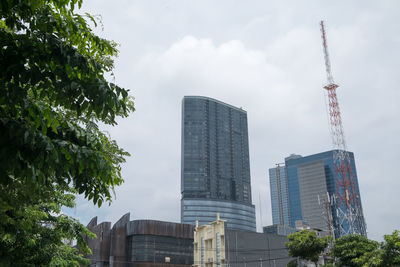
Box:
(269, 150, 366, 238)
(181, 96, 256, 232)
(269, 165, 290, 226)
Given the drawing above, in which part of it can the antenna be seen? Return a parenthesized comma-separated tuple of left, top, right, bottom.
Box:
(319, 20, 366, 237)
(259, 193, 263, 230)
(320, 21, 335, 85)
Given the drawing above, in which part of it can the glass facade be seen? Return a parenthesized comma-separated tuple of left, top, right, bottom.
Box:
(263, 224, 297, 236)
(297, 160, 328, 231)
(182, 199, 256, 232)
(284, 150, 366, 237)
(127, 234, 193, 265)
(181, 96, 256, 232)
(269, 166, 290, 226)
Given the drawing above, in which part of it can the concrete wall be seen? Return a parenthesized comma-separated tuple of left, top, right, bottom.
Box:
(225, 230, 293, 267)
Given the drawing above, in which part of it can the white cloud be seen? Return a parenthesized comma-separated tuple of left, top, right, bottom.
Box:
(69, 0, 400, 241)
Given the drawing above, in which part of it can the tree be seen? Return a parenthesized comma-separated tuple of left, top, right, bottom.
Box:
(0, 0, 134, 265)
(285, 230, 330, 266)
(380, 230, 400, 266)
(331, 234, 380, 267)
(287, 259, 298, 267)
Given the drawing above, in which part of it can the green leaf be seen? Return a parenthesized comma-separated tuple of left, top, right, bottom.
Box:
(0, 0, 133, 265)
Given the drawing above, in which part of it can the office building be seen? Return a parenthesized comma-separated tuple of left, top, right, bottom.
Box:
(263, 224, 297, 237)
(181, 96, 256, 232)
(193, 215, 293, 267)
(269, 164, 290, 226)
(85, 213, 194, 267)
(268, 150, 366, 238)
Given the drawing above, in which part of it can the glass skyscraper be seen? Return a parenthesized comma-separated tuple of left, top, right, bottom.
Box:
(269, 165, 290, 226)
(181, 96, 256, 232)
(269, 150, 366, 238)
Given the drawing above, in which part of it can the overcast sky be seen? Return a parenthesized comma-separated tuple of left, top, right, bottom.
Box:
(66, 0, 400, 241)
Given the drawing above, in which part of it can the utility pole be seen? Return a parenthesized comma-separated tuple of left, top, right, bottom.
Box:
(259, 193, 263, 229)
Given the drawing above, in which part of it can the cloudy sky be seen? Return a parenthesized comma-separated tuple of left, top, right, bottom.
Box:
(66, 0, 400, 241)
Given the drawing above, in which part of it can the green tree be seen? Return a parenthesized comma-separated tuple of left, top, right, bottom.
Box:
(287, 259, 298, 267)
(285, 230, 330, 266)
(0, 0, 134, 265)
(380, 230, 400, 266)
(331, 234, 380, 267)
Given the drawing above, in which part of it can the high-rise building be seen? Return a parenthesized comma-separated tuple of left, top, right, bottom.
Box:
(269, 164, 290, 226)
(268, 150, 366, 238)
(181, 96, 256, 232)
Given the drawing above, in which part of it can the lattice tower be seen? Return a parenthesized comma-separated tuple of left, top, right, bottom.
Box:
(320, 21, 366, 237)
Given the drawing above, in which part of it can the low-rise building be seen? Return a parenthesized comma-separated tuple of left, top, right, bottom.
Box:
(85, 213, 194, 267)
(193, 215, 294, 267)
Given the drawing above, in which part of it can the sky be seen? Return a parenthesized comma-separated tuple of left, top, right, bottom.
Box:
(66, 0, 400, 241)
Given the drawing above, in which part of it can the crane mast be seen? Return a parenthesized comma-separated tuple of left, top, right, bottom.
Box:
(320, 21, 366, 237)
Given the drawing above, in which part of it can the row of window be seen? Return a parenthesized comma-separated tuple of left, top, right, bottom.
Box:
(182, 199, 256, 231)
(127, 235, 193, 264)
(183, 199, 255, 212)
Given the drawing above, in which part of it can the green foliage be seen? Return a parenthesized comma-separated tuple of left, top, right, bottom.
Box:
(0, 0, 134, 265)
(287, 259, 298, 267)
(0, 184, 96, 266)
(285, 230, 330, 265)
(380, 230, 400, 266)
(331, 234, 380, 267)
(286, 231, 400, 267)
(330, 231, 400, 267)
(321, 261, 335, 267)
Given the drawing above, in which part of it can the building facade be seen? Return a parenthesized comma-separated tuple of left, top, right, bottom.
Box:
(268, 150, 366, 238)
(181, 96, 256, 232)
(193, 215, 226, 267)
(85, 213, 194, 267)
(263, 224, 297, 237)
(193, 215, 293, 267)
(269, 165, 290, 226)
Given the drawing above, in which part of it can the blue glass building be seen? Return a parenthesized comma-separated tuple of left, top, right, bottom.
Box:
(181, 96, 256, 232)
(269, 150, 366, 238)
(269, 165, 290, 226)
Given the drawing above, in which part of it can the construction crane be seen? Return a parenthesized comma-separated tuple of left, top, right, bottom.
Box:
(320, 21, 366, 237)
